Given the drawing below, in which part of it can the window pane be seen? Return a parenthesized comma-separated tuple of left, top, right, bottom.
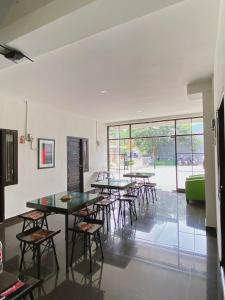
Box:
(120, 125, 129, 138)
(6, 133, 14, 183)
(176, 136, 192, 153)
(131, 121, 175, 138)
(193, 154, 205, 173)
(120, 140, 130, 155)
(176, 119, 191, 135)
(109, 126, 119, 139)
(192, 118, 203, 134)
(109, 154, 119, 169)
(192, 135, 204, 153)
(109, 140, 119, 154)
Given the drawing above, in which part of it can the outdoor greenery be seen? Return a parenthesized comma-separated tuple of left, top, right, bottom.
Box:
(109, 119, 204, 170)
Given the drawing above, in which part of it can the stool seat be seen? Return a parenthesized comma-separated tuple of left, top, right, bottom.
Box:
(95, 198, 115, 206)
(17, 227, 60, 245)
(17, 227, 60, 279)
(72, 208, 97, 218)
(145, 182, 157, 187)
(74, 220, 103, 234)
(19, 210, 47, 221)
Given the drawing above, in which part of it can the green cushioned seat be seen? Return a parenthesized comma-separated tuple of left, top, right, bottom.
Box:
(185, 175, 205, 203)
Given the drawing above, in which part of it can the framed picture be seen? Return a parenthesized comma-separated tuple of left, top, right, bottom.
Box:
(38, 138, 55, 169)
(82, 138, 89, 172)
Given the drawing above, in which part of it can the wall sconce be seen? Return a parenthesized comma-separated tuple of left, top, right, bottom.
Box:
(211, 119, 216, 131)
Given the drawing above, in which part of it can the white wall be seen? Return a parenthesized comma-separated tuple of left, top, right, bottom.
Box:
(214, 0, 225, 260)
(0, 98, 107, 219)
(187, 79, 217, 228)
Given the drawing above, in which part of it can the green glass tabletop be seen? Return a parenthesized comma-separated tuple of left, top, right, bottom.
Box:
(26, 191, 101, 214)
(123, 172, 155, 178)
(91, 179, 133, 189)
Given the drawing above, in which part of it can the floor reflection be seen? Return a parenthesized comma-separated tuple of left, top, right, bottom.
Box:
(0, 190, 222, 300)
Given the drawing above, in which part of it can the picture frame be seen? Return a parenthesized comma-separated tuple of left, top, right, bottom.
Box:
(82, 138, 89, 172)
(38, 138, 55, 169)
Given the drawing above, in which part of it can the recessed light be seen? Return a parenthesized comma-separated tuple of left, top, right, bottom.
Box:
(137, 110, 143, 113)
(100, 90, 108, 94)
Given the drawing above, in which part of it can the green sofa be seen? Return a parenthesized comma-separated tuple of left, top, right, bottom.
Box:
(185, 175, 205, 203)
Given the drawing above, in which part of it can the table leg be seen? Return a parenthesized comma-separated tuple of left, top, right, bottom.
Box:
(65, 214, 69, 273)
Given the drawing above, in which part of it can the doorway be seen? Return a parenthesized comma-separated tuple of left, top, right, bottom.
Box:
(217, 97, 225, 266)
(67, 137, 84, 192)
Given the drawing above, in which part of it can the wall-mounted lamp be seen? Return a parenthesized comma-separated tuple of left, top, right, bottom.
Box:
(211, 119, 216, 131)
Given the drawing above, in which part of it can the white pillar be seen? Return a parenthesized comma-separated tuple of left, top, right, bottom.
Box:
(187, 78, 216, 228)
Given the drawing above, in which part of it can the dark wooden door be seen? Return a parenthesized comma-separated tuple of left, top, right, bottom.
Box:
(67, 137, 83, 192)
(217, 98, 225, 266)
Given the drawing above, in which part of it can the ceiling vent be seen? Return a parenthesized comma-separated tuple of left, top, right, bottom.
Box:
(0, 44, 33, 63)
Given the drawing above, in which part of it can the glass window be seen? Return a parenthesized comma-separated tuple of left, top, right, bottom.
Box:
(176, 119, 192, 135)
(131, 121, 175, 138)
(176, 136, 192, 153)
(108, 126, 119, 139)
(192, 118, 204, 134)
(120, 125, 130, 139)
(192, 135, 204, 153)
(109, 140, 119, 154)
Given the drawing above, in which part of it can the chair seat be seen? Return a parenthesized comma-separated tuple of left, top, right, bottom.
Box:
(76, 222, 102, 234)
(17, 227, 60, 244)
(19, 210, 46, 221)
(95, 198, 115, 206)
(145, 182, 157, 187)
(72, 208, 97, 217)
(118, 197, 135, 202)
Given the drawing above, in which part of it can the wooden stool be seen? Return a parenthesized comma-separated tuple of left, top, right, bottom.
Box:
(117, 196, 137, 225)
(95, 197, 116, 231)
(16, 227, 60, 279)
(70, 219, 104, 272)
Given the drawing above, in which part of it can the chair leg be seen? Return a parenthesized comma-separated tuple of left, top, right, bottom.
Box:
(29, 291, 34, 300)
(44, 215, 49, 230)
(97, 231, 104, 260)
(37, 245, 41, 279)
(70, 232, 77, 266)
(129, 202, 133, 225)
(19, 242, 26, 271)
(112, 203, 116, 226)
(88, 235, 92, 273)
(20, 220, 26, 247)
(51, 238, 59, 270)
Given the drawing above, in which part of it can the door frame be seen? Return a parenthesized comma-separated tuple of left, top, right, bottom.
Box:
(67, 136, 84, 193)
(217, 97, 225, 266)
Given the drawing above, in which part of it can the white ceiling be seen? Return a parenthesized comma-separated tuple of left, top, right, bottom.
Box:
(0, 0, 220, 122)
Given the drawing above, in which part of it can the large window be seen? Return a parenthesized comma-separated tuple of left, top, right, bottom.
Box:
(107, 117, 204, 191)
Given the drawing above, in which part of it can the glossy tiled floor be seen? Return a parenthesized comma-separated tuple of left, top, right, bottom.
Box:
(0, 190, 222, 300)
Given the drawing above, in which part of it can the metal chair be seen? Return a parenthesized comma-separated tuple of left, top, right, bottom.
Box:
(70, 219, 104, 272)
(17, 227, 60, 279)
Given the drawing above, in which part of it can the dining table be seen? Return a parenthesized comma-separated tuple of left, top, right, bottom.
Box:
(91, 178, 133, 192)
(123, 172, 155, 179)
(26, 191, 102, 273)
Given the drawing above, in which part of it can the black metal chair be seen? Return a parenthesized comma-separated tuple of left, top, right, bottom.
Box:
(16, 227, 60, 279)
(144, 182, 158, 203)
(95, 196, 116, 231)
(19, 210, 49, 231)
(117, 195, 137, 225)
(70, 219, 104, 272)
(71, 206, 97, 240)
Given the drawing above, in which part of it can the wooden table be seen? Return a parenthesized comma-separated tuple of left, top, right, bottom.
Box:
(27, 191, 102, 273)
(91, 179, 133, 191)
(0, 271, 40, 299)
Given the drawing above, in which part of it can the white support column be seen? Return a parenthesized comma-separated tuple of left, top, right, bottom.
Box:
(187, 78, 216, 228)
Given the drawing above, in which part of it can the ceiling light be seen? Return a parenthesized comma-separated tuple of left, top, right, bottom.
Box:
(100, 90, 108, 94)
(137, 110, 143, 113)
